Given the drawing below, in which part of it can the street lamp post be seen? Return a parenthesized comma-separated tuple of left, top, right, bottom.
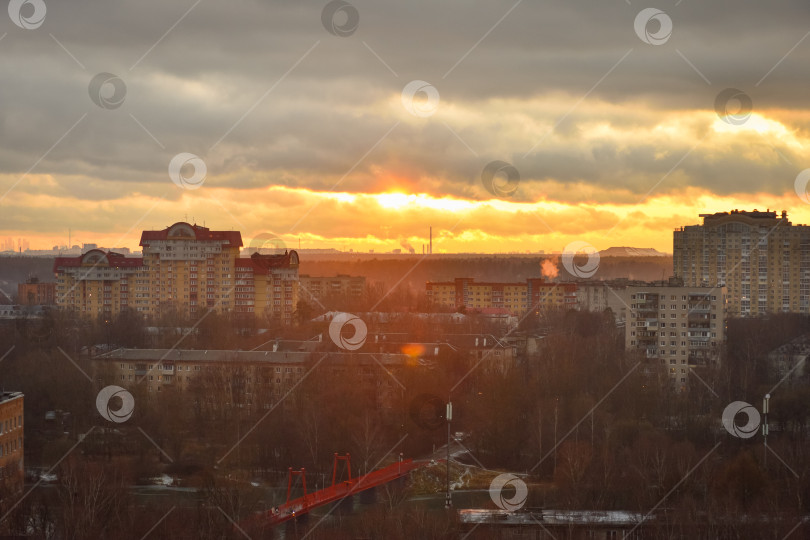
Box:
(763, 393, 770, 468)
(445, 400, 452, 509)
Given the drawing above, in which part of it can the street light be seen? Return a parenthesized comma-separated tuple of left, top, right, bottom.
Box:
(763, 393, 770, 467)
(445, 400, 452, 509)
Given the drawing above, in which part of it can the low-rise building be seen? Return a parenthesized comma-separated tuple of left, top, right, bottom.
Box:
(368, 332, 518, 374)
(299, 274, 365, 301)
(91, 348, 409, 410)
(17, 277, 55, 305)
(767, 334, 810, 383)
(426, 277, 577, 315)
(0, 392, 24, 492)
(458, 508, 654, 539)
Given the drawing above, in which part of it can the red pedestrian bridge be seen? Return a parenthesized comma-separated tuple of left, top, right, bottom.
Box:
(240, 453, 433, 532)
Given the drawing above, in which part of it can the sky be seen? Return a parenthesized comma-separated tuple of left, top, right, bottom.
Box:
(3, 0, 810, 254)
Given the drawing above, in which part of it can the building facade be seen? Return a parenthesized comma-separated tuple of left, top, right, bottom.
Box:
(674, 210, 810, 317)
(17, 277, 55, 305)
(54, 249, 143, 316)
(623, 284, 726, 390)
(425, 277, 577, 314)
(234, 251, 300, 323)
(139, 222, 244, 317)
(767, 333, 810, 384)
(0, 392, 24, 492)
(54, 222, 300, 323)
(91, 349, 407, 410)
(299, 274, 366, 301)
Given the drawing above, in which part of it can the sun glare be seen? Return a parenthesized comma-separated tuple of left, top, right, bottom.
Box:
(712, 113, 789, 136)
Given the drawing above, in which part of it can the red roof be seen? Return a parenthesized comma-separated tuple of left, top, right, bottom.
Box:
(236, 251, 300, 273)
(53, 250, 143, 272)
(139, 222, 242, 247)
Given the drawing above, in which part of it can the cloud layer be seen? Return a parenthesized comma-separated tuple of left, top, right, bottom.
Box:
(2, 0, 810, 252)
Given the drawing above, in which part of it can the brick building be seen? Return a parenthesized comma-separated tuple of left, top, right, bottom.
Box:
(17, 277, 55, 305)
(0, 392, 24, 492)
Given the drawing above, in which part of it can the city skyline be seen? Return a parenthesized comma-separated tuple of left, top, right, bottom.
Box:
(3, 3, 810, 537)
(2, 2, 810, 254)
(3, 205, 807, 255)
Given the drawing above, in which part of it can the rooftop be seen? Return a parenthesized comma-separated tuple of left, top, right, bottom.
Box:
(139, 222, 243, 247)
(0, 391, 23, 404)
(93, 348, 408, 366)
(458, 509, 651, 527)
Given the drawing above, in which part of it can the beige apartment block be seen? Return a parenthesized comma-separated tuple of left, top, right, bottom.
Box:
(623, 284, 726, 391)
(674, 210, 810, 317)
(54, 222, 299, 323)
(91, 349, 407, 410)
(426, 277, 577, 315)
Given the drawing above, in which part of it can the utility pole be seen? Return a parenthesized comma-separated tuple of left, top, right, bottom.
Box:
(763, 393, 770, 468)
(445, 400, 452, 509)
(554, 397, 559, 471)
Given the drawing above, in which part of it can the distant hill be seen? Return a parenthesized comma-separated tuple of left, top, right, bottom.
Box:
(599, 247, 669, 257)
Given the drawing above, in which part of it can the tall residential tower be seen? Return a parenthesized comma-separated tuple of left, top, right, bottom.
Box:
(674, 210, 810, 317)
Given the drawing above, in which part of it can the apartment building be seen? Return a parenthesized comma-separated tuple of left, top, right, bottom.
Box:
(370, 333, 517, 374)
(17, 277, 55, 305)
(91, 348, 408, 410)
(139, 222, 243, 317)
(575, 279, 642, 324)
(623, 284, 726, 390)
(674, 210, 810, 317)
(766, 333, 810, 384)
(299, 274, 366, 301)
(54, 249, 143, 315)
(234, 251, 300, 323)
(0, 392, 23, 491)
(54, 222, 300, 323)
(425, 277, 577, 315)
